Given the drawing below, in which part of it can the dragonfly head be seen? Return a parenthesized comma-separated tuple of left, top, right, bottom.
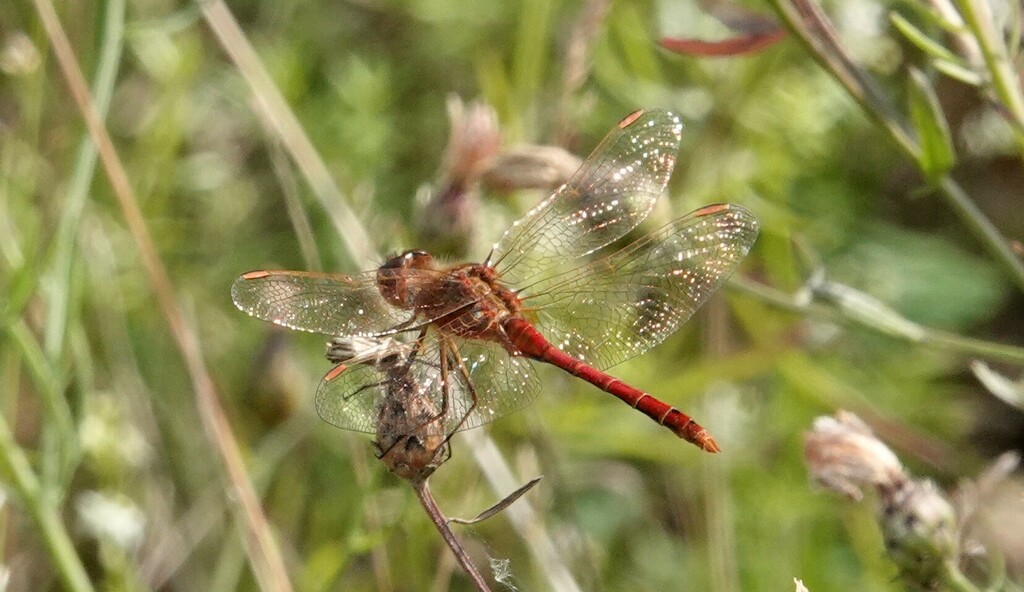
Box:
(377, 249, 435, 308)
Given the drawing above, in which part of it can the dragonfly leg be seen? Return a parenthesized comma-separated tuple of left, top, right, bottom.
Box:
(402, 326, 431, 366)
(418, 337, 478, 447)
(446, 343, 479, 435)
(342, 379, 387, 402)
(433, 339, 479, 451)
(373, 439, 399, 459)
(375, 315, 426, 337)
(422, 339, 454, 433)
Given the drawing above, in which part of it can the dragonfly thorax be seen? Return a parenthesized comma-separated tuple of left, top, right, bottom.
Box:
(423, 264, 525, 353)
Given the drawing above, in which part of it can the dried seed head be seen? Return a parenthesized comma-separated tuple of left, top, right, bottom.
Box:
(420, 96, 502, 253)
(804, 410, 907, 500)
(373, 359, 449, 483)
(480, 145, 582, 192)
(805, 412, 962, 590)
(438, 95, 502, 191)
(881, 480, 958, 589)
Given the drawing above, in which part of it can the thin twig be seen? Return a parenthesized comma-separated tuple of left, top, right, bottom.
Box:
(462, 429, 584, 592)
(412, 481, 494, 592)
(31, 1, 293, 590)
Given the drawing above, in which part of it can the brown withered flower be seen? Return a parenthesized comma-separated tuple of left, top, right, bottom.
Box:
(419, 96, 582, 256)
(419, 96, 502, 255)
(804, 410, 908, 500)
(805, 411, 959, 590)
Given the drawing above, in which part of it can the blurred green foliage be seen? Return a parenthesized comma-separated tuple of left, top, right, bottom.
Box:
(1, 0, 1023, 591)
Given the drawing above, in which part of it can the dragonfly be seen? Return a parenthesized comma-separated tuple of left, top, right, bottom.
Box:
(232, 108, 759, 452)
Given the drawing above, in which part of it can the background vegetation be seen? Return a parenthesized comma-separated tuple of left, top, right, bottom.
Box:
(1, 0, 1023, 590)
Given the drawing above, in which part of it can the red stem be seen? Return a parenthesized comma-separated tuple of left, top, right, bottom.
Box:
(412, 481, 493, 592)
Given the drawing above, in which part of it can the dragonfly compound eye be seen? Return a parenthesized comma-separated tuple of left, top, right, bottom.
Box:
(377, 250, 436, 308)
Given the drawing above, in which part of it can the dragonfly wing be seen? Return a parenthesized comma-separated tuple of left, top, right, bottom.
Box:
(489, 109, 683, 286)
(316, 336, 450, 435)
(383, 336, 542, 434)
(315, 363, 394, 433)
(526, 203, 759, 370)
(231, 269, 410, 337)
(315, 333, 540, 436)
(447, 337, 541, 430)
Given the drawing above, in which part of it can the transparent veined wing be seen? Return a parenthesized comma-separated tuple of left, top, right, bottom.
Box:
(488, 108, 683, 287)
(315, 330, 540, 435)
(231, 270, 406, 337)
(520, 203, 759, 370)
(232, 267, 508, 339)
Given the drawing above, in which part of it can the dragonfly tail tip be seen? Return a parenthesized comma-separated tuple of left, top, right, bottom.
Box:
(697, 435, 721, 453)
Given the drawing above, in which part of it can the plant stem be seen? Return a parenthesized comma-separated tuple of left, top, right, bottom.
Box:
(942, 559, 983, 592)
(952, 0, 1024, 149)
(936, 175, 1024, 296)
(412, 481, 493, 592)
(0, 417, 96, 592)
(32, 1, 294, 589)
(43, 0, 125, 359)
(729, 277, 1024, 365)
(768, 0, 1024, 294)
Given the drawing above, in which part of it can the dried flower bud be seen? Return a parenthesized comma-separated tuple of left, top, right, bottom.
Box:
(881, 480, 958, 589)
(420, 96, 502, 254)
(479, 145, 582, 192)
(806, 412, 963, 590)
(374, 381, 449, 483)
(804, 411, 907, 500)
(438, 96, 502, 191)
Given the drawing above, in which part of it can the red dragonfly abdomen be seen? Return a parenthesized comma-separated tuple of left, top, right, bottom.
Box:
(504, 318, 720, 453)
